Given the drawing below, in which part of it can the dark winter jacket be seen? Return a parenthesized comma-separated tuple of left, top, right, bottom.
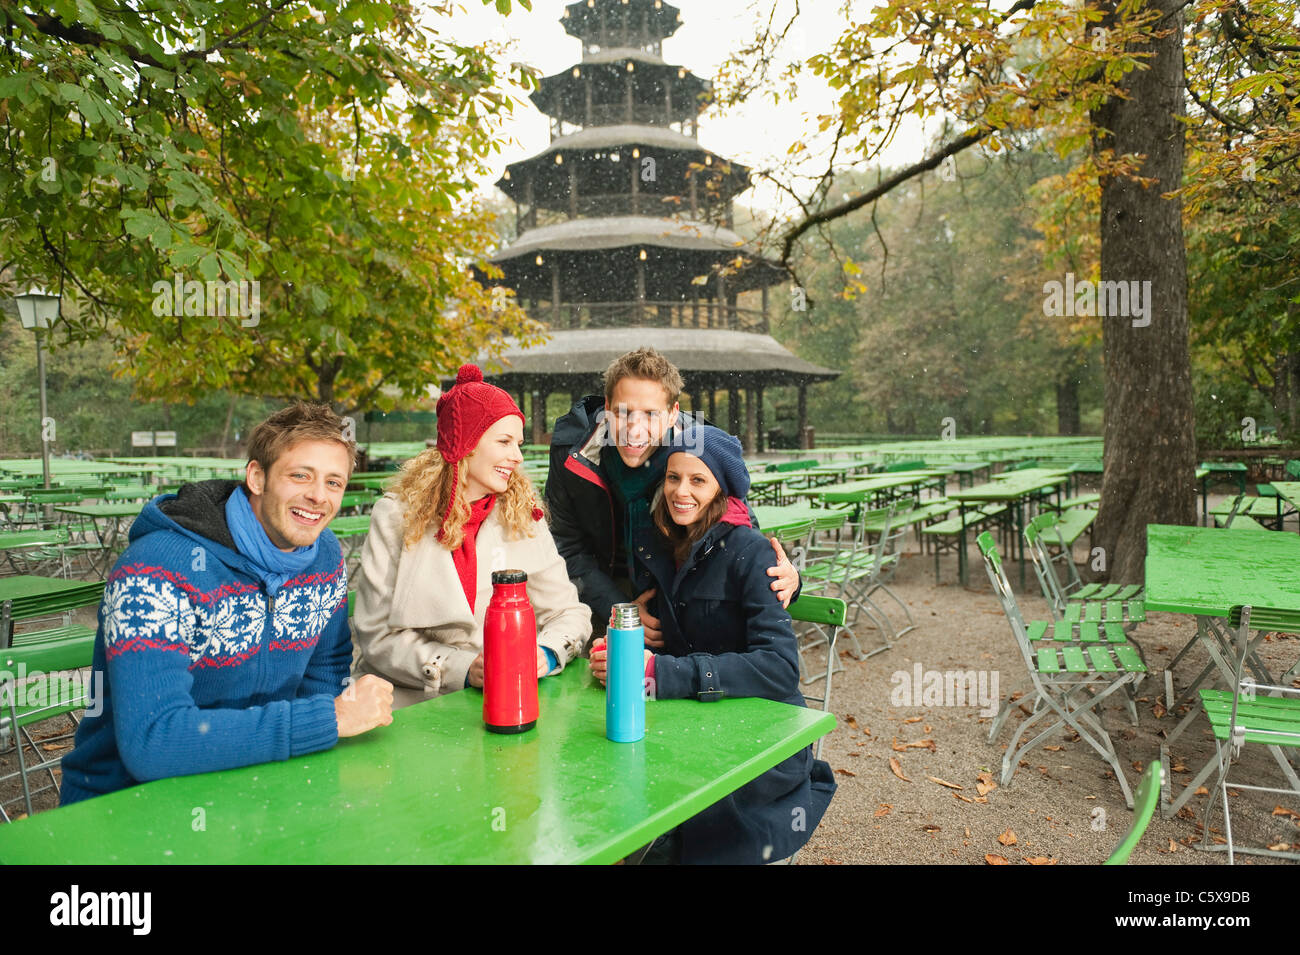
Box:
(545, 395, 714, 629)
(635, 501, 837, 864)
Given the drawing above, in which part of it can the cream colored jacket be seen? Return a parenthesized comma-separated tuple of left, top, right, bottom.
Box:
(352, 494, 592, 709)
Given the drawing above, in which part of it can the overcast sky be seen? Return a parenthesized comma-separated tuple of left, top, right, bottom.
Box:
(437, 0, 932, 214)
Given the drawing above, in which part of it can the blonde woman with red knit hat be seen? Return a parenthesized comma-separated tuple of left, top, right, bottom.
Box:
(351, 365, 592, 708)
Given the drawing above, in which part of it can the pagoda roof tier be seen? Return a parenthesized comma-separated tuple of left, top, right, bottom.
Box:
(494, 215, 749, 260)
(485, 216, 786, 296)
(531, 54, 711, 123)
(477, 328, 840, 391)
(497, 125, 750, 206)
(561, 0, 683, 45)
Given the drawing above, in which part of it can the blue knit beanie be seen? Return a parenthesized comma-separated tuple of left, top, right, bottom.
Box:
(666, 425, 750, 499)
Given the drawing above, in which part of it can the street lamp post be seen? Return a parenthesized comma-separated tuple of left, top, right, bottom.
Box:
(15, 287, 61, 492)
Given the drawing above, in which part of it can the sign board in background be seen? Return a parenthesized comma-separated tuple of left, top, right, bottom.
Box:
(154, 431, 177, 448)
(131, 431, 154, 448)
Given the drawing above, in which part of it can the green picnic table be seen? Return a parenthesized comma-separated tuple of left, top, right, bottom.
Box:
(1198, 462, 1248, 524)
(948, 473, 1069, 587)
(1144, 523, 1300, 819)
(54, 502, 145, 576)
(0, 576, 106, 622)
(1271, 481, 1300, 530)
(753, 505, 849, 537)
(0, 662, 834, 864)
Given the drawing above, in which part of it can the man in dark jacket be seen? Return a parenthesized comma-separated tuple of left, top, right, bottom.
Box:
(545, 347, 798, 641)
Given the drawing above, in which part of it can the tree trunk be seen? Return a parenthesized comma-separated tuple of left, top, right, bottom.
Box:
(219, 394, 235, 457)
(1056, 369, 1081, 436)
(1091, 0, 1197, 583)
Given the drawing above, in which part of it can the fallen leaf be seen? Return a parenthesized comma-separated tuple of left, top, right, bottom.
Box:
(984, 854, 1011, 865)
(889, 757, 911, 782)
(998, 829, 1017, 846)
(1272, 806, 1300, 821)
(921, 824, 941, 833)
(1045, 745, 1064, 751)
(845, 715, 859, 730)
(928, 775, 964, 791)
(902, 716, 923, 724)
(1171, 759, 1188, 772)
(976, 772, 997, 797)
(874, 804, 892, 817)
(1268, 842, 1291, 851)
(1025, 856, 1056, 865)
(954, 793, 974, 803)
(835, 768, 857, 777)
(1195, 786, 1209, 796)
(924, 724, 933, 733)
(1168, 839, 1178, 852)
(1153, 702, 1167, 719)
(891, 737, 937, 752)
(1132, 760, 1144, 772)
(964, 827, 971, 838)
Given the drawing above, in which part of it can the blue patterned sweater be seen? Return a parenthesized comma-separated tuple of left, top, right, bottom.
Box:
(60, 480, 350, 804)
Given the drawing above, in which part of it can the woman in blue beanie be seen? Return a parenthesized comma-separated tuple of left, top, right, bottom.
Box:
(591, 424, 836, 864)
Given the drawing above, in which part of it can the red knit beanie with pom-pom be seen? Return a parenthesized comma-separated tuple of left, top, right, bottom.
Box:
(435, 365, 539, 539)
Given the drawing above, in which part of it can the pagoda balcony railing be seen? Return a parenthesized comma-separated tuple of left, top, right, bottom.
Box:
(583, 38, 663, 57)
(532, 300, 769, 334)
(551, 108, 697, 138)
(521, 194, 732, 230)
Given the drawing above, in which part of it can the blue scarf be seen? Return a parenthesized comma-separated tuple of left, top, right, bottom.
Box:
(225, 485, 320, 597)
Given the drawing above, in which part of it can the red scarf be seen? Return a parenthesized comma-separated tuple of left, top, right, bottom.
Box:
(452, 495, 496, 613)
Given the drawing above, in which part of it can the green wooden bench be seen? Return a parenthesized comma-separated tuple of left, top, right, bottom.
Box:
(919, 504, 1007, 583)
(765, 459, 818, 473)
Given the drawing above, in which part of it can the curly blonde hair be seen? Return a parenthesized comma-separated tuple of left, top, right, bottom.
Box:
(390, 448, 543, 551)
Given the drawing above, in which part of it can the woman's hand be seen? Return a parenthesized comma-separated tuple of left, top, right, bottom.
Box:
(468, 652, 485, 688)
(537, 646, 552, 678)
(589, 639, 652, 688)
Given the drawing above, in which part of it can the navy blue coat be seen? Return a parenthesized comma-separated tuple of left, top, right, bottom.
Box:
(635, 511, 837, 864)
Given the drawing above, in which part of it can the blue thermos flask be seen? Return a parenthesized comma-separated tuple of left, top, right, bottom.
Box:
(606, 603, 646, 743)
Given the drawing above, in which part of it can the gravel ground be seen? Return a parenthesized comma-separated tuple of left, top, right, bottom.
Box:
(5, 502, 1299, 866)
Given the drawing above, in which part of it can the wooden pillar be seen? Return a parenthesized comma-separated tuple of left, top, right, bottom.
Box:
(797, 385, 809, 450)
(630, 156, 639, 215)
(744, 386, 756, 454)
(756, 386, 765, 452)
(551, 260, 561, 324)
(707, 388, 716, 423)
(568, 166, 578, 219)
(625, 70, 634, 124)
(717, 272, 728, 329)
(689, 173, 698, 219)
(691, 289, 700, 327)
(665, 76, 673, 126)
(531, 390, 547, 445)
(728, 386, 741, 436)
(525, 176, 535, 230)
(636, 255, 646, 306)
(761, 284, 769, 334)
(585, 73, 593, 127)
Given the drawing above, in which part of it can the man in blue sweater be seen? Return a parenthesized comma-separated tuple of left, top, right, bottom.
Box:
(60, 403, 393, 804)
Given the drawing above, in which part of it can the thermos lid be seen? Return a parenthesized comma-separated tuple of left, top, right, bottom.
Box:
(491, 569, 528, 585)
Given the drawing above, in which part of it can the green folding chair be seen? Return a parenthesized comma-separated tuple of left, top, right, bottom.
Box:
(1103, 761, 1164, 865)
(0, 634, 95, 821)
(1024, 515, 1144, 629)
(789, 595, 848, 762)
(1197, 606, 1300, 864)
(978, 532, 1147, 808)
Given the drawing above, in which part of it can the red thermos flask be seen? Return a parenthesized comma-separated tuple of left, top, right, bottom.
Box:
(482, 569, 539, 734)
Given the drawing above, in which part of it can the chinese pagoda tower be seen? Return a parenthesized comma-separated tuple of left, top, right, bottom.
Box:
(478, 0, 836, 451)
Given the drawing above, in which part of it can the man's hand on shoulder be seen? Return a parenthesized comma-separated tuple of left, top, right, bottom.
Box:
(335, 674, 394, 738)
(767, 537, 800, 608)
